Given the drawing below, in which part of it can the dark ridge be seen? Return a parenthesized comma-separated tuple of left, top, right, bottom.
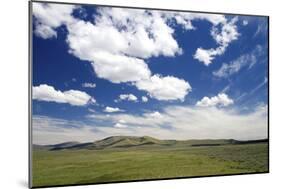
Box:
(51, 142, 92, 151)
(191, 144, 222, 147)
(33, 137, 269, 151)
(49, 141, 80, 148)
(233, 139, 269, 144)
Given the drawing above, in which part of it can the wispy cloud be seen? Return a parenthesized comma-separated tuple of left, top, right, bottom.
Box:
(33, 103, 267, 144)
(33, 115, 102, 145)
(235, 77, 268, 103)
(213, 45, 264, 78)
(220, 85, 231, 93)
(253, 18, 268, 38)
(249, 77, 268, 95)
(90, 103, 267, 141)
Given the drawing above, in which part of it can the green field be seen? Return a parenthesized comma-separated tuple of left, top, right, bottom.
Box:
(32, 137, 268, 187)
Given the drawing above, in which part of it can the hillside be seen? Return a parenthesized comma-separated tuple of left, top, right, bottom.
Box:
(33, 136, 268, 151)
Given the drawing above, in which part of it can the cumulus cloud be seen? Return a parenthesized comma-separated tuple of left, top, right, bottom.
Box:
(135, 74, 191, 101)
(95, 8, 183, 59)
(104, 106, 124, 113)
(89, 53, 151, 83)
(193, 46, 226, 66)
(142, 96, 148, 102)
(33, 4, 240, 101)
(34, 24, 57, 39)
(194, 48, 211, 65)
(62, 8, 181, 83)
(33, 3, 76, 39)
(211, 17, 239, 46)
(194, 17, 239, 65)
(33, 84, 93, 106)
(31, 5, 268, 145)
(82, 82, 96, 88)
(117, 94, 138, 102)
(64, 8, 180, 84)
(213, 45, 263, 78)
(196, 93, 234, 107)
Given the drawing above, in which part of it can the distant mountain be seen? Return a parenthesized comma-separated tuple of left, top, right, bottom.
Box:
(33, 144, 52, 150)
(33, 141, 80, 151)
(49, 141, 81, 150)
(33, 136, 268, 151)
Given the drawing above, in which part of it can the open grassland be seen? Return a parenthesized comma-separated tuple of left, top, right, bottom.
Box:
(32, 141, 268, 187)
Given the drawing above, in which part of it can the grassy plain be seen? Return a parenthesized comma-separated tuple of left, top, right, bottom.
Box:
(32, 139, 268, 187)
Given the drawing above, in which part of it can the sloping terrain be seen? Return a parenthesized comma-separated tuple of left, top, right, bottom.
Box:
(33, 136, 268, 151)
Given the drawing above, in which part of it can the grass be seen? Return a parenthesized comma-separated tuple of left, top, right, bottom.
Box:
(32, 142, 268, 187)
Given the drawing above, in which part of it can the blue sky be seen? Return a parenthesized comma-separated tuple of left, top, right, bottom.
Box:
(32, 2, 268, 144)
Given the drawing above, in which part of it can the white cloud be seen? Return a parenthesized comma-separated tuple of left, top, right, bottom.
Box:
(243, 20, 248, 26)
(141, 96, 148, 102)
(89, 98, 96, 104)
(88, 108, 96, 113)
(33, 84, 93, 106)
(82, 82, 96, 88)
(193, 47, 224, 66)
(88, 103, 267, 142)
(119, 119, 126, 124)
(135, 74, 191, 101)
(213, 45, 263, 78)
(33, 3, 76, 39)
(144, 111, 163, 119)
(165, 12, 226, 30)
(88, 52, 151, 83)
(34, 24, 57, 39)
(104, 106, 124, 113)
(118, 94, 138, 102)
(64, 8, 181, 84)
(34, 102, 268, 144)
(114, 119, 128, 128)
(194, 17, 239, 65)
(196, 93, 234, 107)
(211, 17, 239, 46)
(64, 16, 152, 83)
(33, 5, 242, 100)
(94, 8, 182, 58)
(33, 116, 103, 145)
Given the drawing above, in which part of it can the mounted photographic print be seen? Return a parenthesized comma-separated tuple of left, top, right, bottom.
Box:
(29, 1, 269, 188)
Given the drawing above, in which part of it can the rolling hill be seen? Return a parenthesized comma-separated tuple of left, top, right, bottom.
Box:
(33, 136, 268, 151)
